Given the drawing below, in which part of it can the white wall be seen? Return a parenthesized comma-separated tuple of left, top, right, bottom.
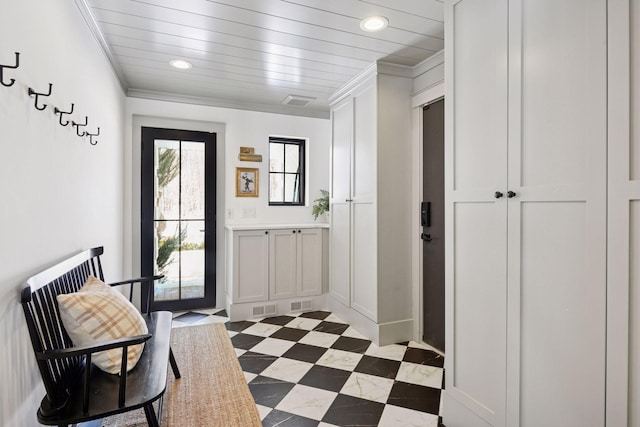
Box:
(124, 97, 330, 307)
(0, 1, 126, 426)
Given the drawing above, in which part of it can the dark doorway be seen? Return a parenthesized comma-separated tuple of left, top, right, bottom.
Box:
(422, 98, 445, 352)
(141, 127, 216, 311)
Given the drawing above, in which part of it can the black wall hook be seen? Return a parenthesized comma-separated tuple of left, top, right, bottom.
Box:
(86, 127, 100, 145)
(72, 116, 88, 137)
(0, 52, 20, 87)
(28, 83, 53, 111)
(54, 103, 75, 126)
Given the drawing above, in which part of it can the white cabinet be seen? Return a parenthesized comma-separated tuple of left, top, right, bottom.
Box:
(269, 228, 323, 300)
(231, 229, 270, 303)
(226, 226, 327, 321)
(444, 0, 607, 426)
(328, 63, 414, 345)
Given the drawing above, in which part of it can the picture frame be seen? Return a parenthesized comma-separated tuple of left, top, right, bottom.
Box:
(236, 167, 259, 197)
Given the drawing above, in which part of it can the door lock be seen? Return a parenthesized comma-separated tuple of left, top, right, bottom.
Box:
(421, 233, 433, 242)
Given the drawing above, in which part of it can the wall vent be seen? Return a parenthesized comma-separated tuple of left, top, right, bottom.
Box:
(290, 300, 313, 312)
(253, 304, 277, 317)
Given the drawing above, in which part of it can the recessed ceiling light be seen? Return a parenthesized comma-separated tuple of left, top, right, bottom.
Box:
(360, 16, 389, 32)
(169, 59, 192, 70)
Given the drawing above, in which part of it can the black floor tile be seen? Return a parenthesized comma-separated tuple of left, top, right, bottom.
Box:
(403, 347, 444, 368)
(237, 351, 278, 374)
(173, 311, 209, 324)
(354, 355, 401, 379)
(261, 315, 297, 326)
(248, 376, 296, 408)
(322, 394, 385, 427)
(313, 321, 349, 335)
(281, 343, 328, 364)
(262, 409, 319, 427)
(213, 309, 227, 317)
(299, 365, 352, 393)
(387, 381, 441, 414)
(270, 327, 309, 342)
(230, 333, 265, 350)
(330, 336, 371, 354)
(225, 320, 256, 332)
(298, 310, 332, 320)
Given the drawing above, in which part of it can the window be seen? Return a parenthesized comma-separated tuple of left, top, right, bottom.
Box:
(269, 136, 305, 205)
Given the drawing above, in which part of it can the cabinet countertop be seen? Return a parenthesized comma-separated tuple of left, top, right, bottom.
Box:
(225, 223, 329, 231)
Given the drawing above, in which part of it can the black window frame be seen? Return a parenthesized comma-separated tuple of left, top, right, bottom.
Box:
(268, 136, 306, 206)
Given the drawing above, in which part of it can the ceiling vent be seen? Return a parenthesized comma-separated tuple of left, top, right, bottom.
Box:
(282, 95, 315, 107)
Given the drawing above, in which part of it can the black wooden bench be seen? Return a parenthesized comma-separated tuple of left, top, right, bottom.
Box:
(20, 247, 180, 427)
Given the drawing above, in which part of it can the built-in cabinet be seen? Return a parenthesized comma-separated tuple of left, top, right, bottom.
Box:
(225, 226, 328, 321)
(444, 0, 608, 426)
(328, 63, 414, 345)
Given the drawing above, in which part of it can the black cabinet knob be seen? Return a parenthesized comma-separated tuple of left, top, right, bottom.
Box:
(265, 231, 269, 234)
(494, 191, 504, 199)
(292, 230, 296, 233)
(507, 191, 516, 198)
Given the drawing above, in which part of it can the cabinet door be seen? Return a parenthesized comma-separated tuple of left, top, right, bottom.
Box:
(506, 0, 607, 425)
(233, 230, 269, 303)
(297, 228, 322, 297)
(269, 229, 297, 300)
(330, 97, 353, 306)
(444, 0, 509, 425)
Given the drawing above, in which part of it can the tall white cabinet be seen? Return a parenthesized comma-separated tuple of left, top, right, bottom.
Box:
(444, 0, 608, 426)
(328, 63, 414, 345)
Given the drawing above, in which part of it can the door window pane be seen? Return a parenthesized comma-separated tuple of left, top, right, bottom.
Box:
(181, 141, 205, 220)
(155, 140, 180, 220)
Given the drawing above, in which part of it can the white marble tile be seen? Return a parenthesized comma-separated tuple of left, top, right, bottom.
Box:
(365, 343, 407, 361)
(256, 404, 272, 420)
(193, 315, 228, 325)
(192, 307, 226, 315)
(234, 348, 246, 357)
(261, 357, 314, 383)
(243, 371, 257, 383)
(341, 326, 368, 340)
(316, 348, 363, 371)
(396, 362, 443, 389)
(249, 337, 296, 357)
(299, 331, 340, 348)
(242, 322, 282, 337)
(285, 317, 322, 331)
(340, 372, 394, 403)
(227, 330, 238, 338)
(378, 404, 440, 427)
(323, 313, 347, 324)
(275, 384, 337, 421)
(318, 423, 341, 427)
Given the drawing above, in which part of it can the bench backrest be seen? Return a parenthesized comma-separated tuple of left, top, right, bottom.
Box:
(20, 247, 105, 410)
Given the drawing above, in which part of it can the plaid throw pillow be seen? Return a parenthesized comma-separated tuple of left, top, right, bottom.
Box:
(57, 275, 148, 374)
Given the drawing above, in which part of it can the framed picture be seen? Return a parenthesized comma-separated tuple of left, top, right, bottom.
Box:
(236, 167, 259, 197)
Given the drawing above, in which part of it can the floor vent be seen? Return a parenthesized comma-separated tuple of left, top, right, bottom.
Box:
(253, 304, 277, 317)
(290, 299, 313, 312)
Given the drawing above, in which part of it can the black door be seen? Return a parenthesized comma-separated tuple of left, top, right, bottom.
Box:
(141, 127, 216, 311)
(422, 99, 445, 351)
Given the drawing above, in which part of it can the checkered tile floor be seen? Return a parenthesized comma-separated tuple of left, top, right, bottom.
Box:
(172, 309, 444, 427)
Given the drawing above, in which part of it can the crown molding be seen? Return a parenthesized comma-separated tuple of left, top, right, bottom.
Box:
(412, 50, 445, 79)
(73, 0, 128, 93)
(127, 89, 330, 119)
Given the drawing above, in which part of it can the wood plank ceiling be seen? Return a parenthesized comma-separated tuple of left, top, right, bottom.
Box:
(80, 0, 444, 117)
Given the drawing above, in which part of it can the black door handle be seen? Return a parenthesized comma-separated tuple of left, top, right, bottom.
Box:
(421, 233, 433, 242)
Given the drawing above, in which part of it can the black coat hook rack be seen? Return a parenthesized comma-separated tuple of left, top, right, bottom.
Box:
(54, 103, 74, 126)
(72, 116, 88, 137)
(0, 52, 20, 87)
(86, 127, 100, 145)
(28, 83, 52, 111)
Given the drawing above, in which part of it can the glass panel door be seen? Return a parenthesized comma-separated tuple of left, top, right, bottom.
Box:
(142, 128, 216, 311)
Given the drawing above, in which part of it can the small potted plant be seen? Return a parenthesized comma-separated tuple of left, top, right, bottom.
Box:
(312, 189, 329, 220)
